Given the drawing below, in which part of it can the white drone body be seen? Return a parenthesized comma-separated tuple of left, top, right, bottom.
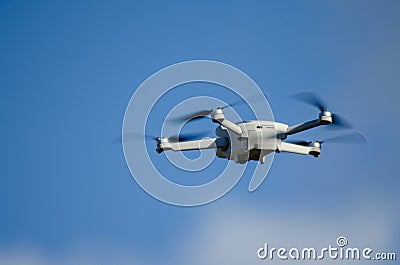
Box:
(157, 108, 333, 163)
(155, 91, 365, 164)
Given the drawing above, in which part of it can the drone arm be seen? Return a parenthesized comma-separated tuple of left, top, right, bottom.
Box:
(286, 119, 321, 135)
(217, 119, 243, 135)
(286, 112, 333, 136)
(157, 137, 228, 153)
(279, 142, 310, 155)
(211, 109, 243, 135)
(278, 142, 320, 157)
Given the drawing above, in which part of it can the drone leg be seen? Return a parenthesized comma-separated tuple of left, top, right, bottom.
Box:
(157, 137, 228, 153)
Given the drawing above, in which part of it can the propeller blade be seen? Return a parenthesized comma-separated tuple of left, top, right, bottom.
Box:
(221, 91, 270, 109)
(290, 90, 328, 112)
(170, 109, 212, 124)
(167, 130, 211, 142)
(116, 130, 212, 143)
(170, 91, 269, 124)
(114, 132, 157, 143)
(320, 131, 367, 144)
(330, 113, 354, 129)
(285, 131, 367, 146)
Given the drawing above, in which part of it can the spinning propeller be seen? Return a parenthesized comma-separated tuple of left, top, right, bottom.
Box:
(171, 109, 213, 124)
(117, 130, 211, 143)
(170, 92, 269, 124)
(287, 131, 367, 146)
(290, 90, 353, 129)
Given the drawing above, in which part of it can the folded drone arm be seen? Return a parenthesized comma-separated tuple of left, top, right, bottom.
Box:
(157, 137, 228, 153)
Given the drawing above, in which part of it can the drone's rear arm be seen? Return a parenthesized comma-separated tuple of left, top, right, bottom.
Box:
(286, 119, 321, 135)
(278, 142, 320, 157)
(211, 108, 243, 135)
(286, 111, 332, 136)
(279, 142, 310, 155)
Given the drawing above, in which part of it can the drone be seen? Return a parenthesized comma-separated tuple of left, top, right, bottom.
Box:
(152, 91, 366, 164)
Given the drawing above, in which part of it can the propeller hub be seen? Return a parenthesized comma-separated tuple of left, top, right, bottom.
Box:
(319, 111, 333, 125)
(309, 141, 321, 148)
(320, 110, 332, 117)
(214, 108, 223, 114)
(211, 108, 225, 123)
(161, 137, 170, 143)
(308, 141, 321, 157)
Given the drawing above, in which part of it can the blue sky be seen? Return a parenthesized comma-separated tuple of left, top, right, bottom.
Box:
(1, 1, 399, 264)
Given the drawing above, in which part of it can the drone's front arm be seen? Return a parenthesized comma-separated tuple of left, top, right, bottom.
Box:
(157, 137, 228, 153)
(278, 142, 321, 157)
